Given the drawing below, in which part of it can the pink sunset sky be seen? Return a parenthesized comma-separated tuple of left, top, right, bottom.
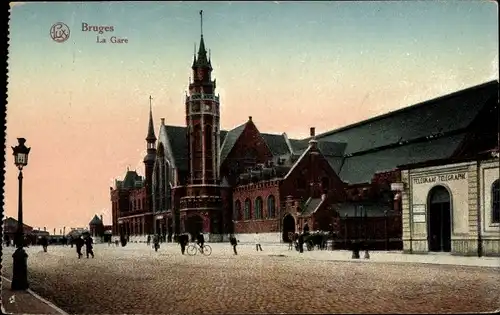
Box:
(5, 1, 498, 234)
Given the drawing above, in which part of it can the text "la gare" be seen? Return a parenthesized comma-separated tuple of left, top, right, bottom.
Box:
(97, 35, 128, 44)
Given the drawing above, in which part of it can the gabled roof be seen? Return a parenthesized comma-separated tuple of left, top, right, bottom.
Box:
(89, 215, 102, 226)
(121, 170, 143, 189)
(261, 133, 290, 156)
(219, 123, 247, 164)
(315, 80, 498, 155)
(162, 123, 303, 171)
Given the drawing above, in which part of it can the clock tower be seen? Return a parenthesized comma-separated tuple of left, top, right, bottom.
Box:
(180, 10, 224, 241)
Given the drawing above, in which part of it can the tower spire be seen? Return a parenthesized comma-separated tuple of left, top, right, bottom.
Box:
(146, 95, 156, 142)
(200, 10, 203, 37)
(194, 10, 208, 67)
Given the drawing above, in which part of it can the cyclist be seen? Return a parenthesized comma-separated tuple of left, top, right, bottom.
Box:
(196, 232, 205, 253)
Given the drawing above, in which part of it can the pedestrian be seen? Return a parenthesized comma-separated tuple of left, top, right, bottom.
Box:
(75, 236, 84, 259)
(254, 232, 263, 251)
(179, 233, 188, 255)
(229, 234, 238, 255)
(41, 236, 48, 252)
(147, 235, 151, 246)
(298, 233, 304, 253)
(153, 234, 160, 252)
(288, 233, 296, 251)
(85, 236, 95, 258)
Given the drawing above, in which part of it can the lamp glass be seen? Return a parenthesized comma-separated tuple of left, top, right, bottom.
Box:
(15, 152, 28, 167)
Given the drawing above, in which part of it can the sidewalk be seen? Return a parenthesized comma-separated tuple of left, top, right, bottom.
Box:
(1, 276, 67, 315)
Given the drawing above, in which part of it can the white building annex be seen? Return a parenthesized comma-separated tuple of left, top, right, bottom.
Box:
(400, 155, 500, 256)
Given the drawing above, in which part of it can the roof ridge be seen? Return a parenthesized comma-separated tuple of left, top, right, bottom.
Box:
(315, 80, 498, 139)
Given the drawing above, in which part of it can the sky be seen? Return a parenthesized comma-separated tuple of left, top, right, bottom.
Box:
(5, 1, 499, 234)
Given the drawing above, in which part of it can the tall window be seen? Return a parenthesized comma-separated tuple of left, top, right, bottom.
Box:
(255, 197, 263, 219)
(244, 198, 251, 220)
(267, 195, 276, 218)
(234, 200, 241, 221)
(492, 179, 500, 223)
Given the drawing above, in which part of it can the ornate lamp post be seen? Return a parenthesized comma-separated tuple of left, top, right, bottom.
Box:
(11, 138, 31, 290)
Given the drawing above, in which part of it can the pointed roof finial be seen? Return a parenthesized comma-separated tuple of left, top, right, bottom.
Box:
(200, 10, 203, 37)
(209, 49, 211, 61)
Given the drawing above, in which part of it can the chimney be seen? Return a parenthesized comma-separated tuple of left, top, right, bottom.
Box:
(100, 215, 103, 222)
(248, 116, 252, 121)
(310, 127, 316, 137)
(161, 118, 165, 125)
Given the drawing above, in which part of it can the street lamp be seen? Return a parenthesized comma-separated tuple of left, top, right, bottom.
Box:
(11, 137, 31, 290)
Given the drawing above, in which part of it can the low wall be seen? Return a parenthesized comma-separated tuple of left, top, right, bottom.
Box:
(234, 233, 282, 244)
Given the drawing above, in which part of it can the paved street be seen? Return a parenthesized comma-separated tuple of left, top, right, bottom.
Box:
(2, 243, 499, 314)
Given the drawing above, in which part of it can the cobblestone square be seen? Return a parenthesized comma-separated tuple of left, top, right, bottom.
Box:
(2, 243, 499, 314)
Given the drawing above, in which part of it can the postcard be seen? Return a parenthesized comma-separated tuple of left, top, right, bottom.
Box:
(3, 1, 499, 314)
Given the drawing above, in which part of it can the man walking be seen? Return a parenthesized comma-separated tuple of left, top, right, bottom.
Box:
(229, 234, 238, 255)
(254, 232, 263, 251)
(75, 236, 84, 259)
(153, 234, 160, 252)
(298, 233, 304, 253)
(85, 235, 95, 258)
(179, 233, 189, 255)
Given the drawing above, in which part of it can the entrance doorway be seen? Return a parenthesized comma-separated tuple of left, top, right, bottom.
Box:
(282, 214, 296, 242)
(186, 215, 204, 242)
(427, 186, 452, 252)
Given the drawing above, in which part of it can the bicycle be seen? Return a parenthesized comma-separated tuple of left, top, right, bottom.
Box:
(186, 243, 212, 256)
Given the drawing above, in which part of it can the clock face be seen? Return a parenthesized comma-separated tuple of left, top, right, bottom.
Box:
(205, 104, 211, 111)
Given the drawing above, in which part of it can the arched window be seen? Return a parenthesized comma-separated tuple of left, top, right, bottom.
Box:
(492, 179, 500, 223)
(234, 200, 241, 221)
(267, 195, 276, 218)
(244, 198, 251, 220)
(255, 197, 263, 219)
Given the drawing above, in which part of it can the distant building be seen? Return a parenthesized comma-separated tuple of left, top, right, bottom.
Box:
(67, 227, 89, 238)
(89, 214, 105, 238)
(3, 217, 33, 240)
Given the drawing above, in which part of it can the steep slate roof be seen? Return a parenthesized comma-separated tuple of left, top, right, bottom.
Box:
(119, 170, 143, 189)
(339, 133, 466, 184)
(316, 80, 498, 155)
(315, 80, 498, 184)
(261, 133, 290, 156)
(301, 197, 324, 216)
(219, 123, 247, 164)
(163, 123, 290, 171)
(89, 215, 102, 226)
